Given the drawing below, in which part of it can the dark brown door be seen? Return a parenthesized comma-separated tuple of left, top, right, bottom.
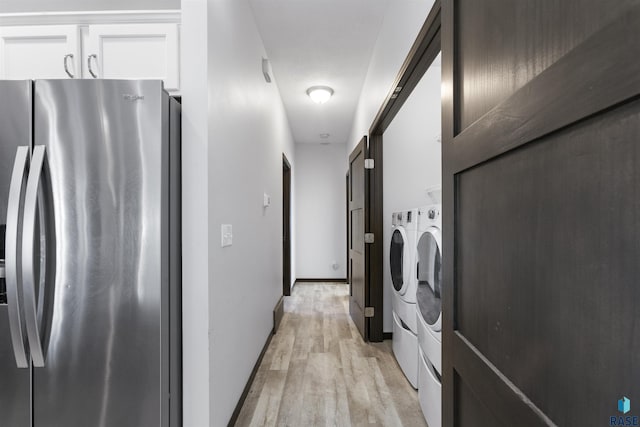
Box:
(346, 172, 350, 286)
(443, 3, 640, 426)
(282, 154, 292, 296)
(349, 137, 367, 339)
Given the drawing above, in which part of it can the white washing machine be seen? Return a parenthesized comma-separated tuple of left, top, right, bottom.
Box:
(415, 204, 442, 426)
(390, 209, 419, 389)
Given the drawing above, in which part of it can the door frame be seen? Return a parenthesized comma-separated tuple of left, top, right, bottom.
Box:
(282, 153, 292, 296)
(364, 1, 442, 342)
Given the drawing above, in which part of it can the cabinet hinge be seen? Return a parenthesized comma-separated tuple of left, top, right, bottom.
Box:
(364, 233, 375, 244)
(364, 307, 375, 317)
(364, 158, 374, 169)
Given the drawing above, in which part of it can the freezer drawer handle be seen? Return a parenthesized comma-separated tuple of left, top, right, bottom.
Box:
(22, 145, 56, 368)
(5, 146, 30, 369)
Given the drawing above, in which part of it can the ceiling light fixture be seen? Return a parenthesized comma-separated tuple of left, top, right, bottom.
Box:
(306, 86, 334, 104)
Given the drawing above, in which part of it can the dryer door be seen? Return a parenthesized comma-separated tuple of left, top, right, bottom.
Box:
(390, 226, 410, 294)
(416, 227, 442, 331)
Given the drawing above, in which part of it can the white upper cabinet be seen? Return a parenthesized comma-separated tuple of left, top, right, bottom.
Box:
(85, 24, 180, 92)
(0, 25, 81, 79)
(0, 12, 181, 93)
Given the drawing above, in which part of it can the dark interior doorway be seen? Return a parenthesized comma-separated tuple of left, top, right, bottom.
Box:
(282, 154, 292, 296)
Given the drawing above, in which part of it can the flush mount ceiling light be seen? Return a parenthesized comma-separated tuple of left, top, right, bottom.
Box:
(306, 86, 334, 104)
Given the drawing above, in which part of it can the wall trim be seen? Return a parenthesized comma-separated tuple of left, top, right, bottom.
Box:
(273, 296, 285, 334)
(0, 10, 181, 26)
(227, 331, 274, 427)
(295, 278, 348, 284)
(383, 332, 393, 340)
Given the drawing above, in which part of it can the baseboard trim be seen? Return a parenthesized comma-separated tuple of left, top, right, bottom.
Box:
(295, 278, 348, 284)
(273, 296, 285, 334)
(227, 331, 274, 427)
(383, 332, 393, 340)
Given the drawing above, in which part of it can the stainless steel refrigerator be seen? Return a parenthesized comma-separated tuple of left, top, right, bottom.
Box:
(0, 79, 181, 427)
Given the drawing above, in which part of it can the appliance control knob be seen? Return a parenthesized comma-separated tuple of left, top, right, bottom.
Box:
(428, 209, 437, 219)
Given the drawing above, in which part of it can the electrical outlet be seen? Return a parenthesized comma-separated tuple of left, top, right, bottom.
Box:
(221, 224, 232, 247)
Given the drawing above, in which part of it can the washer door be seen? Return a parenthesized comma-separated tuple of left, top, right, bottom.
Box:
(390, 226, 410, 294)
(416, 226, 442, 331)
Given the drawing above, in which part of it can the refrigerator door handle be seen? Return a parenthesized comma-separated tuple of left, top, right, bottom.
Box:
(22, 145, 56, 368)
(5, 146, 30, 369)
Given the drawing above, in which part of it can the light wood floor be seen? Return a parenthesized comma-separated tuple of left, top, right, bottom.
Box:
(234, 282, 428, 427)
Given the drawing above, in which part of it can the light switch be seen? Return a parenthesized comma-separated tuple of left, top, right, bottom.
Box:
(263, 193, 271, 207)
(221, 224, 233, 247)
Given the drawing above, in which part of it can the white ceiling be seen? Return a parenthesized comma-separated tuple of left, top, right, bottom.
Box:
(249, 0, 391, 145)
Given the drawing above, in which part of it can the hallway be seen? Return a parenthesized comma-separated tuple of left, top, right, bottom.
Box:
(235, 283, 427, 426)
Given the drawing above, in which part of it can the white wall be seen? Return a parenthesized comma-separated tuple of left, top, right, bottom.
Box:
(347, 0, 435, 152)
(182, 0, 296, 425)
(0, 0, 179, 13)
(382, 60, 441, 332)
(181, 0, 209, 425)
(206, 1, 295, 425)
(295, 143, 347, 280)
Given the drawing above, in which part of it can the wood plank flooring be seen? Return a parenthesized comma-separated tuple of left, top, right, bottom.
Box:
(234, 283, 428, 427)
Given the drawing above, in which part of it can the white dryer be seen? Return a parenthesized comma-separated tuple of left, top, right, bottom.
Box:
(415, 204, 442, 426)
(390, 209, 419, 389)
(390, 208, 418, 332)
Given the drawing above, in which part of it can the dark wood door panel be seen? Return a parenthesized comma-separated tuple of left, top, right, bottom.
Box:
(443, 1, 640, 425)
(455, 0, 638, 132)
(455, 372, 505, 427)
(350, 255, 366, 335)
(349, 137, 367, 339)
(351, 153, 365, 209)
(451, 3, 640, 171)
(452, 333, 554, 426)
(455, 98, 640, 426)
(352, 209, 364, 256)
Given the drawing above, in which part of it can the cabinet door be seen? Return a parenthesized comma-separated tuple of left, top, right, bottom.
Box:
(0, 25, 80, 79)
(86, 24, 180, 92)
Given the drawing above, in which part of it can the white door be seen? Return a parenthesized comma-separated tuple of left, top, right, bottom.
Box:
(85, 24, 180, 92)
(0, 25, 80, 79)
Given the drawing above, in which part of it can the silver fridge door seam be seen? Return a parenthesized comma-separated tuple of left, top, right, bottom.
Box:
(22, 145, 56, 368)
(5, 146, 30, 369)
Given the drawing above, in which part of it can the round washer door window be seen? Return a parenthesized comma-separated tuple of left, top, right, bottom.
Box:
(416, 228, 442, 327)
(390, 229, 405, 291)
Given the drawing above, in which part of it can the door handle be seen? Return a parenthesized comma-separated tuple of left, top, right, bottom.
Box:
(22, 145, 56, 368)
(5, 146, 30, 369)
(87, 54, 98, 78)
(63, 54, 75, 78)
